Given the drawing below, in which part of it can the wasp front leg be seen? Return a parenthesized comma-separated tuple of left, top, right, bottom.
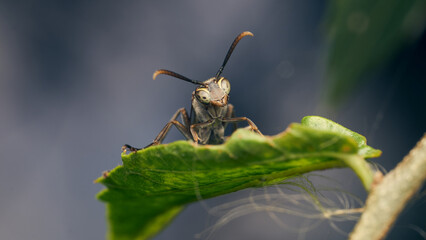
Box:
(190, 119, 214, 144)
(222, 117, 263, 136)
(122, 108, 192, 152)
(223, 104, 238, 132)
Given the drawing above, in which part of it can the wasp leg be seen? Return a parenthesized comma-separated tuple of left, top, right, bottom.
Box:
(122, 108, 191, 152)
(190, 119, 214, 144)
(122, 144, 141, 152)
(223, 104, 238, 132)
(147, 108, 192, 145)
(151, 120, 192, 145)
(222, 117, 263, 136)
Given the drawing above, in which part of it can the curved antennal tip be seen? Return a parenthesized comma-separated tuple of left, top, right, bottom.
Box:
(152, 70, 164, 80)
(241, 31, 254, 37)
(151, 69, 203, 85)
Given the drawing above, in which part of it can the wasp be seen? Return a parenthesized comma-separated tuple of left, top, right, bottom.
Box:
(123, 31, 262, 152)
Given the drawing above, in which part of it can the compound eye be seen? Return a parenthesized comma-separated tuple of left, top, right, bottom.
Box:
(195, 88, 211, 104)
(218, 77, 231, 94)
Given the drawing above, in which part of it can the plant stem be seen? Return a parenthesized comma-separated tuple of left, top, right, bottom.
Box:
(349, 133, 426, 240)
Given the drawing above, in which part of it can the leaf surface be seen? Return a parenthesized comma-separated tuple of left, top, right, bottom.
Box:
(96, 117, 381, 240)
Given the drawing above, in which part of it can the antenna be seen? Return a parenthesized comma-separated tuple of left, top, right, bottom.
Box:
(153, 69, 203, 85)
(215, 31, 253, 78)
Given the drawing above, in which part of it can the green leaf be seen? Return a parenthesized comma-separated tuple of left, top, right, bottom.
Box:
(96, 117, 381, 240)
(301, 116, 382, 158)
(324, 0, 426, 103)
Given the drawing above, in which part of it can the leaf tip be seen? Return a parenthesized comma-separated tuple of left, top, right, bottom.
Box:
(93, 171, 110, 184)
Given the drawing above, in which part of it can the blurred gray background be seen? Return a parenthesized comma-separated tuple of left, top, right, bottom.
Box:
(0, 1, 425, 240)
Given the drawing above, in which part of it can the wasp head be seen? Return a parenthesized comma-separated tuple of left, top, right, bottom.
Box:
(151, 31, 252, 108)
(195, 77, 230, 107)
